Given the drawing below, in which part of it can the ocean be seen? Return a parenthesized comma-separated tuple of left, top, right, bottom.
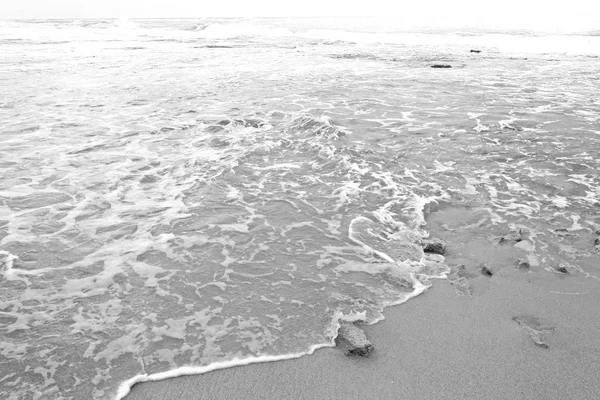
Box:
(0, 17, 599, 400)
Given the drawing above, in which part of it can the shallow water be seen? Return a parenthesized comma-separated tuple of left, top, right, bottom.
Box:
(1, 18, 599, 400)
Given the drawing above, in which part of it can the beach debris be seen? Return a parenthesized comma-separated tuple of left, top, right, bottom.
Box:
(517, 259, 530, 269)
(480, 265, 493, 276)
(423, 238, 446, 255)
(470, 49, 481, 53)
(513, 316, 555, 349)
(335, 321, 374, 357)
(431, 64, 452, 68)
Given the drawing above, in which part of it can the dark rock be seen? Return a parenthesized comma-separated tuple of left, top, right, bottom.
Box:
(594, 238, 600, 246)
(335, 321, 374, 357)
(470, 49, 481, 53)
(217, 119, 231, 126)
(431, 64, 452, 68)
(481, 265, 493, 276)
(595, 230, 600, 235)
(517, 259, 530, 269)
(423, 239, 446, 255)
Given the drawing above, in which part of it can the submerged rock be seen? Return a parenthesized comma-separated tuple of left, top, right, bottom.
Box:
(335, 321, 374, 357)
(423, 239, 446, 255)
(431, 64, 452, 68)
(481, 265, 493, 276)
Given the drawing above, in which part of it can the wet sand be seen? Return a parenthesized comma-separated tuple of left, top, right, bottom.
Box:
(125, 261, 600, 400)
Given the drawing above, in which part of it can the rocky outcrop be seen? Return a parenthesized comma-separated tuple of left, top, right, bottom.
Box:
(335, 321, 374, 357)
(423, 239, 446, 255)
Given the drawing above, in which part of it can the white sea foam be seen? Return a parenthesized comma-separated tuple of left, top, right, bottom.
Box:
(114, 349, 329, 400)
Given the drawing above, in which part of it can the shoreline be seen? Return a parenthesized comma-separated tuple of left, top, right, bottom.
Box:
(125, 264, 600, 400)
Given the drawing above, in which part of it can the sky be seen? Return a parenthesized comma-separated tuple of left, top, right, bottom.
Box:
(0, 0, 598, 29)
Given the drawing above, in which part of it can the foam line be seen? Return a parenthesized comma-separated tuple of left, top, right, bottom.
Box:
(114, 343, 334, 400)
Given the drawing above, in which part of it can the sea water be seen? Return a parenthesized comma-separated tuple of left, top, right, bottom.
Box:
(0, 18, 599, 400)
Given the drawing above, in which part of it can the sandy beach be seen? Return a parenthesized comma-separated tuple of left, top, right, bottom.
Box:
(126, 225, 600, 400)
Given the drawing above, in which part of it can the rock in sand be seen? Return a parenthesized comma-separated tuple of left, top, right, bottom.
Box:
(335, 321, 374, 357)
